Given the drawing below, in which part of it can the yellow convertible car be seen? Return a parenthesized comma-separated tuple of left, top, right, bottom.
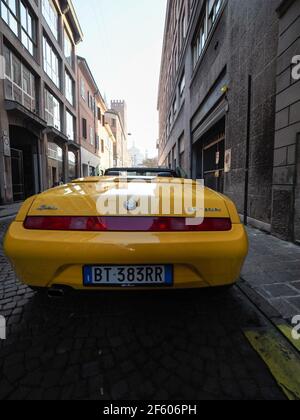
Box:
(4, 168, 248, 297)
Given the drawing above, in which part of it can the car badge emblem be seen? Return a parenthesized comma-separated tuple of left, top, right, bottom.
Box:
(124, 198, 138, 211)
(37, 205, 59, 211)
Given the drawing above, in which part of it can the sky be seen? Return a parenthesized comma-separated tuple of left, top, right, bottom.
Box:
(72, 0, 167, 158)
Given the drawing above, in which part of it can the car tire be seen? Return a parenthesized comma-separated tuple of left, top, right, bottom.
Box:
(29, 286, 47, 295)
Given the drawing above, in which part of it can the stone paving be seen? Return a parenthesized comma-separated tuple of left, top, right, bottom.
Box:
(242, 228, 300, 320)
(0, 203, 22, 220)
(0, 219, 286, 400)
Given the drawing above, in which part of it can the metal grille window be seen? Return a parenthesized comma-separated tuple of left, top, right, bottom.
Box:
(42, 0, 58, 39)
(65, 71, 74, 105)
(0, 0, 18, 36)
(20, 2, 34, 55)
(4, 46, 36, 113)
(45, 88, 61, 131)
(66, 110, 75, 140)
(43, 37, 60, 88)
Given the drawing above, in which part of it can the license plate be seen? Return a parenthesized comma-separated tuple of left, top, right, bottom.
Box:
(83, 265, 173, 287)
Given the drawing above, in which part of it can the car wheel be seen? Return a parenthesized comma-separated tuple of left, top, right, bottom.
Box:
(29, 286, 47, 295)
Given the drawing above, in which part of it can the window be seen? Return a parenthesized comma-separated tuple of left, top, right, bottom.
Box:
(20, 2, 34, 55)
(64, 28, 73, 67)
(80, 78, 86, 100)
(66, 111, 75, 140)
(42, 0, 58, 39)
(192, 18, 206, 68)
(0, 0, 18, 35)
(97, 107, 101, 121)
(179, 72, 185, 97)
(180, 10, 187, 50)
(65, 72, 74, 105)
(90, 126, 94, 145)
(208, 0, 222, 31)
(82, 118, 87, 139)
(4, 46, 36, 112)
(88, 92, 94, 111)
(94, 135, 98, 150)
(172, 96, 177, 116)
(101, 139, 104, 153)
(68, 151, 76, 180)
(43, 37, 60, 87)
(168, 112, 172, 134)
(45, 89, 61, 131)
(192, 0, 223, 69)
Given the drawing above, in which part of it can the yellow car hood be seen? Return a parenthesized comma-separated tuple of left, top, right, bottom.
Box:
(27, 177, 231, 219)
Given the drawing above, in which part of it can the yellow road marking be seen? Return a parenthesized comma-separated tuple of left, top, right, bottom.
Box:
(277, 324, 300, 353)
(245, 329, 300, 400)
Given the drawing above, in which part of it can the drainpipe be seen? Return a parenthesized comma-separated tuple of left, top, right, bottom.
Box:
(244, 75, 252, 226)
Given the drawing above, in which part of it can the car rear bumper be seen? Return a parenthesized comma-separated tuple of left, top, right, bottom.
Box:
(4, 222, 248, 290)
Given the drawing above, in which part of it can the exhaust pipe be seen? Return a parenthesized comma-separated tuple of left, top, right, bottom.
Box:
(47, 287, 65, 298)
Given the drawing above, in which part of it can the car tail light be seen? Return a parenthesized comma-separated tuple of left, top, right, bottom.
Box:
(24, 216, 232, 232)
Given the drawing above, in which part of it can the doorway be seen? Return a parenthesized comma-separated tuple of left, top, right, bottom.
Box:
(9, 125, 39, 201)
(11, 148, 24, 202)
(52, 167, 57, 186)
(203, 139, 225, 193)
(192, 118, 226, 193)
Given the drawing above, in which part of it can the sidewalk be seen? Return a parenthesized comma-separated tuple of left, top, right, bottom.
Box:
(242, 227, 300, 321)
(0, 203, 22, 219)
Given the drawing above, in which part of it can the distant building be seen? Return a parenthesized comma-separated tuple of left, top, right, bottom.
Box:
(157, 0, 300, 243)
(0, 0, 83, 203)
(111, 100, 127, 138)
(128, 143, 144, 167)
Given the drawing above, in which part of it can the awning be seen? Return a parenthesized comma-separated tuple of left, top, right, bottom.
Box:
(192, 99, 228, 145)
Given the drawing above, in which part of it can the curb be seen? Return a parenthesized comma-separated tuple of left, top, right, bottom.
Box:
(238, 278, 300, 355)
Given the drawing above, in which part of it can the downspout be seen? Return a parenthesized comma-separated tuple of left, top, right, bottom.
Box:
(244, 75, 252, 226)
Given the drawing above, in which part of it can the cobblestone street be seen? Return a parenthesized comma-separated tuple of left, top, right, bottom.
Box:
(0, 219, 290, 400)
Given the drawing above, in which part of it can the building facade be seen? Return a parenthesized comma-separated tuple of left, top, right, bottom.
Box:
(0, 0, 83, 203)
(77, 57, 116, 177)
(158, 0, 300, 243)
(105, 100, 129, 167)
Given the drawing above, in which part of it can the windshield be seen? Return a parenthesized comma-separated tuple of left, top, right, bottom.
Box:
(104, 168, 180, 178)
